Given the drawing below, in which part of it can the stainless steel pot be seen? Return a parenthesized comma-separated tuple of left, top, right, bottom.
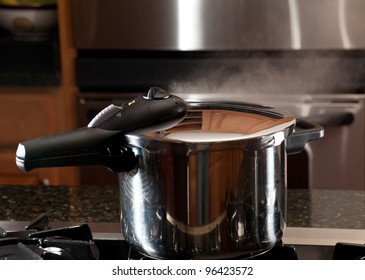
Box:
(15, 90, 323, 259)
(119, 101, 323, 259)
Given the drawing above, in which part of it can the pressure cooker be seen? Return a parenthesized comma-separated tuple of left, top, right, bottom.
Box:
(15, 87, 324, 259)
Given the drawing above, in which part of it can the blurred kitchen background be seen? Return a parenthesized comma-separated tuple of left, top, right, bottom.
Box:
(1, 0, 365, 190)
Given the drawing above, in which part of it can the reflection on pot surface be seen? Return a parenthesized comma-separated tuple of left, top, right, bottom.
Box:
(119, 103, 300, 259)
(120, 145, 286, 259)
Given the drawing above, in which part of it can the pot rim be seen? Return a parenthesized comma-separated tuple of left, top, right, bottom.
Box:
(126, 100, 296, 144)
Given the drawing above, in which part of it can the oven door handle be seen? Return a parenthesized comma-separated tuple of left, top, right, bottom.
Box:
(306, 112, 354, 127)
(286, 119, 324, 155)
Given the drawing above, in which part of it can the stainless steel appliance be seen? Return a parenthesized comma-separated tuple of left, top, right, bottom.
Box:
(15, 93, 324, 259)
(72, 0, 365, 189)
(72, 0, 365, 51)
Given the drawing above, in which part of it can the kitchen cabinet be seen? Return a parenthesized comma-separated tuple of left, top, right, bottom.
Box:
(0, 0, 79, 185)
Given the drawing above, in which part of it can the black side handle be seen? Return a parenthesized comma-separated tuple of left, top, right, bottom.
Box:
(286, 119, 324, 155)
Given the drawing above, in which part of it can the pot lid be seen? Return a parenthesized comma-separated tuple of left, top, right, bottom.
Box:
(132, 101, 296, 143)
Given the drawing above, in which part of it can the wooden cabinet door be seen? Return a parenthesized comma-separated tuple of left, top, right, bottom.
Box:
(0, 91, 57, 148)
(0, 90, 77, 185)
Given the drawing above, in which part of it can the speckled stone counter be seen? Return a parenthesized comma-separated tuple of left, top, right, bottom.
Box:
(286, 189, 365, 229)
(0, 185, 364, 229)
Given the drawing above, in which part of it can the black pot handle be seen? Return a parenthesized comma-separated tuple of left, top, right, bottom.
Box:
(15, 127, 138, 173)
(286, 119, 324, 155)
(15, 88, 187, 173)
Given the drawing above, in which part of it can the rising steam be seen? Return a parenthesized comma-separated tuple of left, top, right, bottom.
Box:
(168, 51, 365, 97)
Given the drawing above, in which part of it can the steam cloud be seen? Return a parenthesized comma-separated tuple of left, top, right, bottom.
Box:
(168, 51, 364, 97)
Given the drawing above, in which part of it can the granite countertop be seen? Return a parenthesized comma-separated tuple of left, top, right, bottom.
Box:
(0, 185, 364, 230)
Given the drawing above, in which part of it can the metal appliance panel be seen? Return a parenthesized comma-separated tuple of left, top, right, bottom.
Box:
(72, 0, 365, 50)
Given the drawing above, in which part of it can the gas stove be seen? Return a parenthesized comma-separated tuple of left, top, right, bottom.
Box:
(0, 214, 364, 260)
(0, 214, 98, 260)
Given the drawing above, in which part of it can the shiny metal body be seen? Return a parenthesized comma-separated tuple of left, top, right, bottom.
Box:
(118, 102, 295, 259)
(178, 93, 365, 190)
(72, 0, 365, 50)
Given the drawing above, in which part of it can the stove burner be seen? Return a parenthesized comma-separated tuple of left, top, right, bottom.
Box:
(0, 214, 99, 260)
(333, 243, 365, 260)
